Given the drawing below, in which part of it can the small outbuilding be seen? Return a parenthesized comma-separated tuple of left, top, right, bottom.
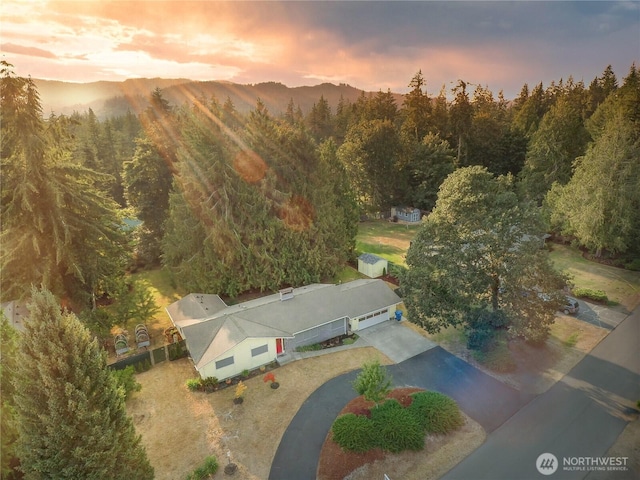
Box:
(358, 253, 388, 278)
(391, 206, 421, 223)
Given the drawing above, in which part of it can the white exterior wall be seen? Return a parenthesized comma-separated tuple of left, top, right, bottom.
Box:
(358, 259, 388, 278)
(198, 337, 277, 380)
(349, 305, 396, 331)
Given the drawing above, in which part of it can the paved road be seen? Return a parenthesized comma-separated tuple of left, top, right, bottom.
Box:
(269, 346, 534, 480)
(443, 307, 640, 480)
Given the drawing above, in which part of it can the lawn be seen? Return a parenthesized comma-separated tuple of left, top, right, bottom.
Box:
(356, 220, 421, 266)
(549, 243, 640, 313)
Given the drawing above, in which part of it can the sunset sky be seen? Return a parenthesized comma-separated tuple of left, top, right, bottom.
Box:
(1, 0, 638, 98)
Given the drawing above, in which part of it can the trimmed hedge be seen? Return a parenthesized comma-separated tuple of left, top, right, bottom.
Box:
(331, 413, 376, 453)
(332, 392, 463, 454)
(572, 288, 608, 303)
(408, 391, 464, 434)
(371, 401, 424, 452)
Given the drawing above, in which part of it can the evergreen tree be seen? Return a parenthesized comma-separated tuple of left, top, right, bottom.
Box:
(337, 119, 401, 212)
(518, 93, 591, 203)
(449, 80, 473, 165)
(512, 82, 549, 137)
(13, 287, 153, 479)
(545, 111, 640, 256)
(431, 84, 450, 141)
(123, 137, 173, 265)
(0, 63, 127, 305)
(401, 70, 432, 142)
(306, 95, 333, 141)
(400, 133, 455, 211)
(0, 315, 20, 478)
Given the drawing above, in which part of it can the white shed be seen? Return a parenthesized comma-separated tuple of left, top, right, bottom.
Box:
(358, 253, 388, 278)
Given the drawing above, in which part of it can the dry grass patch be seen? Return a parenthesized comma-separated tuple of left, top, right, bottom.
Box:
(127, 347, 392, 480)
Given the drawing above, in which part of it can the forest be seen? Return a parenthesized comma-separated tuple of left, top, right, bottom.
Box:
(1, 61, 639, 331)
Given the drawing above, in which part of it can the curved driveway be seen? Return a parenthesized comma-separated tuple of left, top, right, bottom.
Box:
(269, 346, 534, 480)
(270, 307, 639, 480)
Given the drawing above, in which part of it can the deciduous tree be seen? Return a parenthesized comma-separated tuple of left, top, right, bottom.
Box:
(402, 166, 566, 344)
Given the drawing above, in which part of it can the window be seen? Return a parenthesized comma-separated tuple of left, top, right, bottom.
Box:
(251, 344, 268, 357)
(215, 356, 234, 369)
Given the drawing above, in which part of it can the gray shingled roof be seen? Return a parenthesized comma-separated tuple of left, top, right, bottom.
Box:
(166, 279, 401, 368)
(358, 253, 386, 265)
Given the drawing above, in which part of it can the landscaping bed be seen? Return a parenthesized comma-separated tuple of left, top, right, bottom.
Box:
(317, 387, 484, 480)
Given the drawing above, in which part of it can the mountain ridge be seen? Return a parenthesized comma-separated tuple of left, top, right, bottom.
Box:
(33, 78, 405, 119)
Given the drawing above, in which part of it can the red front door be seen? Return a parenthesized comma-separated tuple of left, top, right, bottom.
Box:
(276, 338, 283, 355)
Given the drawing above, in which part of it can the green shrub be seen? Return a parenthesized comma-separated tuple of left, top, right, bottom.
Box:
(186, 378, 202, 392)
(624, 259, 640, 271)
(408, 391, 464, 434)
(295, 343, 322, 352)
(572, 288, 608, 303)
(352, 360, 392, 405)
(564, 332, 579, 348)
(331, 414, 376, 453)
(241, 369, 250, 378)
(202, 376, 218, 388)
(342, 335, 358, 345)
(185, 455, 218, 480)
(371, 401, 424, 452)
(111, 366, 141, 400)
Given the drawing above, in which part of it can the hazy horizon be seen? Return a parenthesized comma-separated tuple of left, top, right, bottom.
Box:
(2, 1, 638, 99)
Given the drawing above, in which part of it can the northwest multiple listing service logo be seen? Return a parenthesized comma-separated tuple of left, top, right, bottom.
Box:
(536, 453, 558, 475)
(536, 452, 629, 475)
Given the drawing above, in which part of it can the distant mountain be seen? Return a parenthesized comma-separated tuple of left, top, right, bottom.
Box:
(33, 78, 405, 119)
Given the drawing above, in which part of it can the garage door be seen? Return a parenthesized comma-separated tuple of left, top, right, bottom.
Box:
(358, 309, 389, 330)
(287, 318, 346, 351)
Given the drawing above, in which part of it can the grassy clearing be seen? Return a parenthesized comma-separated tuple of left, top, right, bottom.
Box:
(334, 265, 367, 283)
(129, 268, 184, 347)
(549, 243, 640, 312)
(356, 220, 420, 266)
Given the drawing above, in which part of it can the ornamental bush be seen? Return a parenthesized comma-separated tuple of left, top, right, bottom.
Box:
(331, 414, 376, 453)
(572, 288, 608, 303)
(111, 366, 142, 400)
(185, 455, 218, 480)
(371, 401, 424, 452)
(408, 391, 464, 434)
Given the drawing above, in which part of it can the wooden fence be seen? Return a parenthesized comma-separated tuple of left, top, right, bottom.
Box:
(109, 340, 187, 371)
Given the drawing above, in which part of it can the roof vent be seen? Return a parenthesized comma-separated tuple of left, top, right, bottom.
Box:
(279, 287, 294, 301)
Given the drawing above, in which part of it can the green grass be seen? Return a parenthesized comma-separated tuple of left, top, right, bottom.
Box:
(333, 265, 367, 284)
(355, 220, 421, 266)
(549, 244, 640, 311)
(129, 267, 184, 339)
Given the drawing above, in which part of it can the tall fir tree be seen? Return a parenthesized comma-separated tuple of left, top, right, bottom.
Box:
(0, 63, 127, 305)
(13, 287, 154, 480)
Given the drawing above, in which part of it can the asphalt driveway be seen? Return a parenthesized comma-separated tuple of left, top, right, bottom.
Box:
(269, 346, 534, 480)
(570, 299, 628, 330)
(443, 307, 639, 480)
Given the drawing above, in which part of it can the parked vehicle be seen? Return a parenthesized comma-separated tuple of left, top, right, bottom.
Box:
(563, 296, 580, 315)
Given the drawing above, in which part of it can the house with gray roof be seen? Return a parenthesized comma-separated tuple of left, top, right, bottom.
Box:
(166, 279, 401, 380)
